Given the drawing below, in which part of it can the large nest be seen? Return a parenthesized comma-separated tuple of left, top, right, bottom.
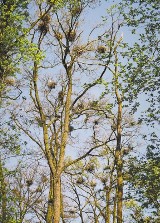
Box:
(73, 46, 84, 56)
(97, 45, 106, 54)
(38, 22, 49, 33)
(47, 80, 56, 89)
(71, 6, 82, 16)
(85, 163, 95, 172)
(38, 14, 50, 33)
(76, 176, 85, 184)
(54, 32, 63, 40)
(67, 30, 76, 42)
(5, 76, 16, 85)
(41, 14, 50, 23)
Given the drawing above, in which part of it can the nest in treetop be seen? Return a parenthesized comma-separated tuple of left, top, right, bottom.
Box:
(36, 187, 42, 193)
(41, 175, 48, 183)
(26, 179, 33, 187)
(41, 14, 50, 23)
(54, 32, 63, 40)
(47, 80, 56, 89)
(5, 76, 16, 85)
(73, 46, 84, 56)
(85, 163, 95, 172)
(97, 45, 106, 54)
(77, 102, 85, 110)
(69, 125, 74, 132)
(69, 209, 76, 215)
(67, 30, 76, 42)
(76, 176, 85, 184)
(90, 180, 97, 187)
(38, 22, 49, 33)
(71, 6, 82, 16)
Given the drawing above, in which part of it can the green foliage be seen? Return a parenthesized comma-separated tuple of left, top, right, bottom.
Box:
(119, 0, 160, 123)
(0, 0, 42, 95)
(127, 145, 160, 218)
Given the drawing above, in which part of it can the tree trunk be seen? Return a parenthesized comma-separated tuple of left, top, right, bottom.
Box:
(105, 187, 111, 223)
(115, 101, 123, 223)
(114, 45, 123, 223)
(53, 176, 61, 223)
(46, 174, 54, 223)
(113, 196, 116, 223)
(0, 157, 7, 223)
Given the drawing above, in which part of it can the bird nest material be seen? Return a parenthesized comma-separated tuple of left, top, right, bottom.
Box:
(73, 46, 84, 56)
(5, 76, 16, 85)
(47, 80, 56, 89)
(38, 22, 49, 33)
(71, 6, 82, 16)
(41, 14, 50, 23)
(54, 32, 63, 40)
(97, 45, 106, 54)
(76, 177, 85, 184)
(67, 30, 76, 42)
(85, 164, 95, 172)
(90, 180, 97, 187)
(26, 179, 33, 187)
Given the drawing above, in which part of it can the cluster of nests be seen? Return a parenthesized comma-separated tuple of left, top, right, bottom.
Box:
(54, 30, 77, 42)
(54, 30, 107, 55)
(37, 13, 107, 55)
(38, 14, 50, 34)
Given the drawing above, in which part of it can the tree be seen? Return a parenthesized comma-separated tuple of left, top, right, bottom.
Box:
(0, 0, 30, 97)
(11, 1, 114, 222)
(119, 0, 160, 124)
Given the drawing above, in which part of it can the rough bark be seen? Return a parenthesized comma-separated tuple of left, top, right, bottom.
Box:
(0, 158, 7, 223)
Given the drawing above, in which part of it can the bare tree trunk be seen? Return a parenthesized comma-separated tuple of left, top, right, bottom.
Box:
(46, 174, 54, 223)
(113, 196, 116, 223)
(53, 176, 61, 223)
(105, 187, 111, 223)
(115, 101, 123, 223)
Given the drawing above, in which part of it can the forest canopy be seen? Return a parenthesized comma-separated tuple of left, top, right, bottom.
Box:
(0, 0, 159, 223)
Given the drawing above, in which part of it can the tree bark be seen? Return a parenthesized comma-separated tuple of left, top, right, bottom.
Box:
(0, 157, 7, 223)
(46, 174, 54, 223)
(105, 187, 111, 223)
(52, 176, 61, 223)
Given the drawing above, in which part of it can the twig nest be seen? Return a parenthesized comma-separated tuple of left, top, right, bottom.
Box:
(69, 125, 74, 132)
(41, 175, 48, 183)
(41, 14, 50, 23)
(97, 45, 106, 54)
(122, 147, 130, 155)
(67, 30, 76, 42)
(71, 6, 82, 16)
(85, 164, 95, 172)
(90, 180, 97, 187)
(76, 176, 85, 184)
(5, 76, 16, 85)
(77, 102, 84, 110)
(73, 46, 84, 56)
(58, 91, 63, 103)
(69, 208, 76, 214)
(47, 80, 56, 89)
(38, 22, 49, 33)
(90, 100, 98, 108)
(54, 32, 63, 40)
(36, 187, 42, 193)
(26, 179, 33, 187)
